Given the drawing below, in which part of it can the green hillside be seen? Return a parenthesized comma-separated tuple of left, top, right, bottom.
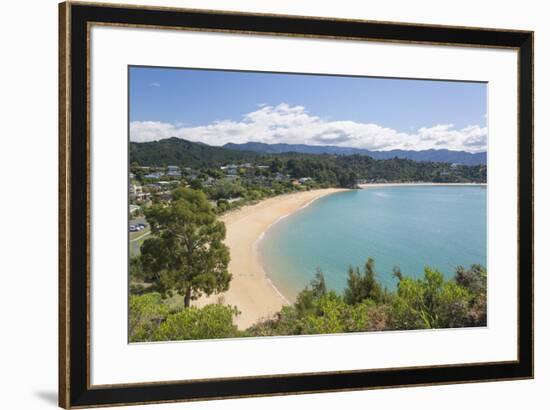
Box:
(130, 137, 257, 167)
(129, 138, 486, 185)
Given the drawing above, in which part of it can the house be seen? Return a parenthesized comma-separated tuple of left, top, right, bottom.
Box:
(166, 165, 181, 177)
(144, 171, 164, 179)
(221, 164, 239, 175)
(155, 190, 172, 201)
(129, 184, 142, 201)
(155, 181, 178, 189)
(144, 183, 160, 192)
(220, 164, 238, 170)
(272, 173, 291, 182)
(298, 177, 312, 184)
(129, 184, 142, 195)
(130, 184, 151, 202)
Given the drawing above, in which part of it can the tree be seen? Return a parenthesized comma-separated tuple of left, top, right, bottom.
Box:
(392, 266, 403, 281)
(140, 188, 231, 308)
(129, 293, 240, 342)
(311, 268, 327, 298)
(189, 178, 202, 190)
(216, 198, 229, 213)
(154, 304, 240, 341)
(454, 264, 487, 326)
(129, 293, 169, 342)
(336, 169, 358, 188)
(391, 267, 472, 329)
(299, 292, 347, 334)
(207, 179, 245, 200)
(455, 264, 487, 295)
(270, 158, 283, 173)
(344, 258, 383, 304)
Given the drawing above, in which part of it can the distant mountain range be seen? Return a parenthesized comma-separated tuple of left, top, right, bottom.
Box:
(223, 142, 487, 165)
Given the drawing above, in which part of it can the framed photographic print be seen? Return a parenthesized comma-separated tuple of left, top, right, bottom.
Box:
(59, 1, 534, 408)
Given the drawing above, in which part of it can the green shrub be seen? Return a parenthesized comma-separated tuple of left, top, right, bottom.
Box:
(154, 304, 240, 341)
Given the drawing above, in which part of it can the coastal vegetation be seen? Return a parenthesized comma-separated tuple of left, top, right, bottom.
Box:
(245, 262, 486, 337)
(130, 255, 487, 342)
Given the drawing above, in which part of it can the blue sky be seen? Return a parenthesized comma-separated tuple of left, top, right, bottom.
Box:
(129, 66, 487, 152)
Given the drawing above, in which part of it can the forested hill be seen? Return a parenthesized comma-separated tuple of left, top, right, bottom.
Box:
(130, 137, 257, 168)
(130, 138, 487, 185)
(223, 142, 487, 165)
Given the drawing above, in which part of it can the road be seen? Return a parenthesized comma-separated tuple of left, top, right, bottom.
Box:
(129, 217, 150, 257)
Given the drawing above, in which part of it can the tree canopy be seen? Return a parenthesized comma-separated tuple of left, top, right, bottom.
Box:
(129, 259, 487, 342)
(138, 188, 231, 307)
(344, 258, 384, 305)
(246, 262, 487, 338)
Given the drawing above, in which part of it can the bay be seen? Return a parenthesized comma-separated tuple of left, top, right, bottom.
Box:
(258, 185, 487, 300)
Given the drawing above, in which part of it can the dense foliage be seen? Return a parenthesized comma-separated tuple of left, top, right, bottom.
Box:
(130, 258, 487, 342)
(136, 188, 231, 307)
(129, 293, 239, 342)
(245, 261, 486, 337)
(130, 137, 257, 168)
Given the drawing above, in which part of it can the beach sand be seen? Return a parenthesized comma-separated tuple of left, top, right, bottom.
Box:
(193, 188, 346, 330)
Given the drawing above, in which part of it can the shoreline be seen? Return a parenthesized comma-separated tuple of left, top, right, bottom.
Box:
(194, 182, 484, 329)
(358, 182, 486, 189)
(193, 188, 347, 330)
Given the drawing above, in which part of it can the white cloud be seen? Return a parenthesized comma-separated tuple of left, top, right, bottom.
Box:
(149, 82, 161, 87)
(130, 103, 487, 153)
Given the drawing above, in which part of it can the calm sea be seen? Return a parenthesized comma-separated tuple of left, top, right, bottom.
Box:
(258, 186, 487, 301)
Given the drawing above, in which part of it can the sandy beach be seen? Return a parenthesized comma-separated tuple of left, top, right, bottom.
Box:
(194, 188, 346, 330)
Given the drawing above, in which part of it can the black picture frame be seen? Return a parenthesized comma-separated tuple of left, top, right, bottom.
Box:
(59, 2, 534, 408)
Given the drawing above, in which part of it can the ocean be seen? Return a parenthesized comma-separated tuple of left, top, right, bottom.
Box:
(258, 185, 487, 301)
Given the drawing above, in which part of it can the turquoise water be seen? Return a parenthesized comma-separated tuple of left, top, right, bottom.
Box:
(258, 186, 487, 301)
